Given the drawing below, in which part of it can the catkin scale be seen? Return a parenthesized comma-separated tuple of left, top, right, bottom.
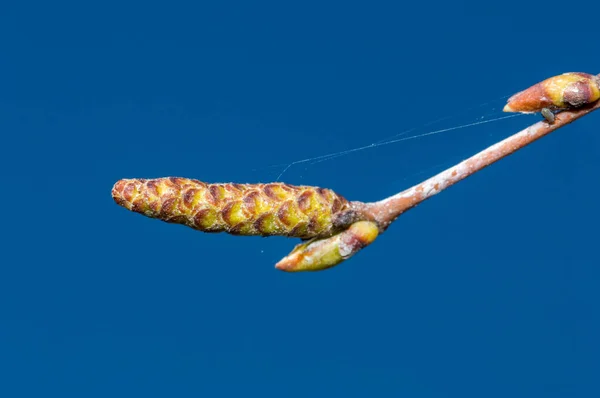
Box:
(112, 177, 359, 239)
(503, 72, 600, 114)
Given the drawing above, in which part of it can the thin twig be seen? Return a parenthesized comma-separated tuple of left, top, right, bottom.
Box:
(354, 97, 600, 230)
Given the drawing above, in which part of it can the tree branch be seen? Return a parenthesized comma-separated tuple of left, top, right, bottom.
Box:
(112, 72, 600, 272)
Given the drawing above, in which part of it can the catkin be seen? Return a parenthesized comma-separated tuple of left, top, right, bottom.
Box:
(112, 177, 359, 239)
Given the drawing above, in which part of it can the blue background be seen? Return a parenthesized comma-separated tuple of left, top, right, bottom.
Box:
(1, 1, 599, 396)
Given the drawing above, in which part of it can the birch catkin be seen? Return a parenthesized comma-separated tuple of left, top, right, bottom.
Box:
(112, 177, 360, 239)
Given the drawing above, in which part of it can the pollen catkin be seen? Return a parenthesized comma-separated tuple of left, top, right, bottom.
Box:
(112, 177, 357, 239)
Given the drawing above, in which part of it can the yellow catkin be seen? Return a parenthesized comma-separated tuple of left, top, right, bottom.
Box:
(112, 177, 361, 239)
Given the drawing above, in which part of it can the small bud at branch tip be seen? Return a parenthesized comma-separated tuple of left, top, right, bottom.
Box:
(504, 72, 600, 116)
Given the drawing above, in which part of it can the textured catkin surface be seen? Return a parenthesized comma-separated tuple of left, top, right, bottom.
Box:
(112, 177, 354, 238)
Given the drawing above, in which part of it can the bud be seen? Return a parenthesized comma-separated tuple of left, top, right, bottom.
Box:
(503, 72, 600, 114)
(112, 177, 358, 239)
(275, 221, 379, 272)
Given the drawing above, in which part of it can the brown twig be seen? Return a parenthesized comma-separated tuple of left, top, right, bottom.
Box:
(275, 75, 600, 271)
(353, 96, 600, 230)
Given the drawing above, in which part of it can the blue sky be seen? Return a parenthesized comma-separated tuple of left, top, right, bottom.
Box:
(1, 1, 599, 397)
